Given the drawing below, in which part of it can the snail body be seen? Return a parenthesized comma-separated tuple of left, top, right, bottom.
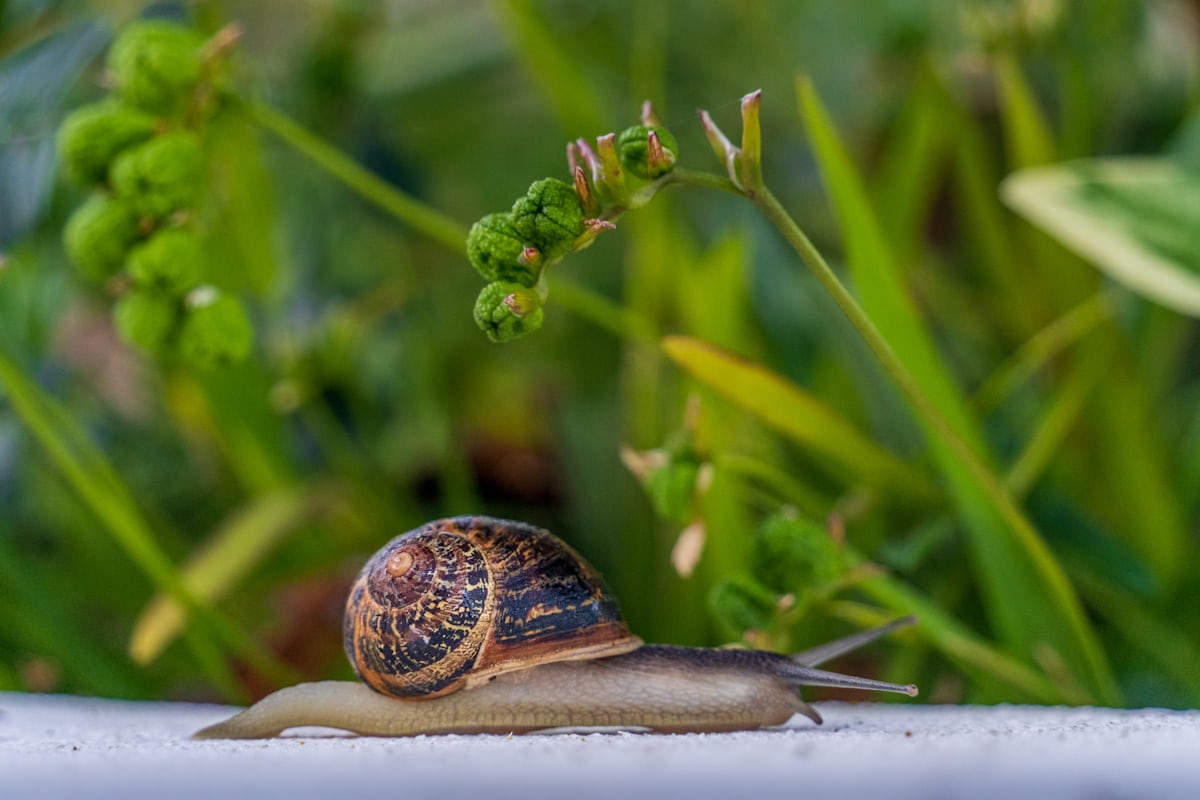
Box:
(194, 516, 917, 739)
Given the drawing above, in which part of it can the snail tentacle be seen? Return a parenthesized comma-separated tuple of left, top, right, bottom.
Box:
(791, 615, 917, 667)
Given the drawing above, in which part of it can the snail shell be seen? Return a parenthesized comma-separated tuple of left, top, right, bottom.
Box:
(343, 516, 642, 698)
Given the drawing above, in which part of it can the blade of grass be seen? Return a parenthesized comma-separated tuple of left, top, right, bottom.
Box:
(856, 574, 1076, 704)
(0, 347, 297, 694)
(662, 335, 937, 504)
(165, 366, 294, 494)
(994, 62, 1188, 591)
(973, 291, 1112, 415)
(0, 535, 148, 697)
(1076, 574, 1200, 707)
(945, 86, 1043, 338)
(492, 0, 610, 135)
(130, 485, 317, 664)
(994, 52, 1056, 167)
(551, 276, 658, 344)
(788, 77, 1117, 703)
(1005, 356, 1102, 500)
(875, 66, 951, 265)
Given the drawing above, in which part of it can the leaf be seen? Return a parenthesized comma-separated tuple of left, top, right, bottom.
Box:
(1001, 158, 1200, 317)
(662, 335, 937, 503)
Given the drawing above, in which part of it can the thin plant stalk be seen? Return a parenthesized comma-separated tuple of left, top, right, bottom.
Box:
(234, 98, 470, 252)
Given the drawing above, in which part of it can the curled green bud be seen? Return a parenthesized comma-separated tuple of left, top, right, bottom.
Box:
(107, 21, 205, 113)
(708, 576, 778, 640)
(110, 131, 203, 219)
(126, 228, 205, 294)
(57, 102, 158, 185)
(752, 512, 847, 596)
(114, 289, 178, 354)
(509, 178, 585, 261)
(645, 457, 702, 526)
(465, 213, 540, 286)
(473, 281, 544, 343)
(616, 124, 679, 179)
(178, 288, 253, 367)
(63, 193, 141, 281)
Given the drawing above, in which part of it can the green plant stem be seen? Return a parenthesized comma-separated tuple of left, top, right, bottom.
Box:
(668, 167, 743, 196)
(551, 277, 658, 343)
(234, 98, 470, 253)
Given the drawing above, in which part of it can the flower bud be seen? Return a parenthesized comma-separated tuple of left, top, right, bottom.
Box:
(114, 289, 178, 354)
(110, 131, 203, 219)
(708, 576, 778, 640)
(63, 193, 141, 281)
(465, 213, 540, 286)
(473, 281, 544, 343)
(509, 178, 585, 261)
(178, 289, 253, 367)
(616, 124, 678, 179)
(126, 228, 205, 294)
(107, 21, 205, 114)
(57, 102, 158, 185)
(645, 456, 702, 526)
(752, 512, 847, 595)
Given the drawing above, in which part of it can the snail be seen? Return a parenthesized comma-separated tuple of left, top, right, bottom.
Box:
(194, 516, 917, 739)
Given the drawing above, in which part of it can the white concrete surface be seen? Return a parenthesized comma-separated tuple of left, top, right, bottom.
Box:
(1, 691, 1198, 799)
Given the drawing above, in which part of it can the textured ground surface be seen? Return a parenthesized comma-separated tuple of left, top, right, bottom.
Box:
(2, 691, 1198, 799)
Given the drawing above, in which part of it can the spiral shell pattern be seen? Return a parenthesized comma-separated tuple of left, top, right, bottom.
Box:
(344, 516, 641, 698)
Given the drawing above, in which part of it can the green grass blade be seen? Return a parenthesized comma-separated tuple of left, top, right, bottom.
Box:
(0, 535, 148, 697)
(992, 63, 1189, 592)
(130, 486, 316, 664)
(493, 0, 610, 135)
(1077, 575, 1200, 707)
(662, 335, 937, 503)
(795, 77, 1118, 704)
(874, 66, 951, 264)
(994, 52, 1056, 167)
(858, 575, 1077, 704)
(0, 349, 195, 609)
(973, 292, 1112, 415)
(1004, 356, 1101, 500)
(0, 347, 295, 694)
(552, 277, 658, 344)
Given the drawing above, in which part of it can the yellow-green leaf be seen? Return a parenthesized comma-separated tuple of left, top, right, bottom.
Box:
(662, 335, 936, 503)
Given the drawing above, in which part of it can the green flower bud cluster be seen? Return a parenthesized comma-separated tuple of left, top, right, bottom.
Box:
(57, 19, 252, 366)
(466, 178, 588, 343)
(114, 285, 253, 367)
(708, 512, 852, 643)
(464, 105, 679, 342)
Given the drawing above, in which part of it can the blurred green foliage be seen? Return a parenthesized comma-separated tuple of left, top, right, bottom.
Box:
(0, 0, 1198, 710)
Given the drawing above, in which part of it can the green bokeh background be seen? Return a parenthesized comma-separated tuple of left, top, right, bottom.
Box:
(1, 0, 1198, 708)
